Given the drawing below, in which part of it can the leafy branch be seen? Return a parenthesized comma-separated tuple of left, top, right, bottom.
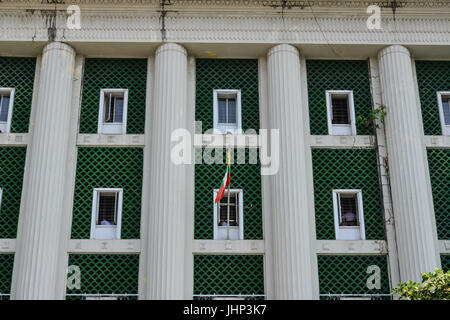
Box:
(356, 105, 387, 131)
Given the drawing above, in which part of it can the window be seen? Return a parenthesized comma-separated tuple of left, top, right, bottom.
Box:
(0, 88, 15, 133)
(213, 89, 242, 134)
(98, 89, 128, 134)
(213, 189, 244, 240)
(332, 189, 365, 240)
(326, 90, 356, 136)
(437, 92, 450, 135)
(90, 188, 123, 239)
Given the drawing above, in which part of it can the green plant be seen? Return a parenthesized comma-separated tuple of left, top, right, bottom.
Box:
(357, 105, 386, 130)
(392, 269, 450, 300)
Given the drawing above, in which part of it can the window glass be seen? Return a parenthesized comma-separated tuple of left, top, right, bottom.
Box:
(218, 98, 227, 123)
(97, 192, 117, 225)
(331, 95, 350, 124)
(113, 97, 124, 123)
(339, 194, 358, 226)
(442, 96, 450, 125)
(0, 95, 10, 122)
(218, 191, 238, 226)
(227, 98, 237, 124)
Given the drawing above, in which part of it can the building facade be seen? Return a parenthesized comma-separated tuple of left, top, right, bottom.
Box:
(0, 0, 449, 300)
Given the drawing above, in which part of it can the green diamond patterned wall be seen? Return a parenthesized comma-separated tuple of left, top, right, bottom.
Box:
(66, 254, 139, 300)
(0, 147, 27, 238)
(194, 148, 262, 240)
(196, 59, 259, 133)
(0, 254, 14, 299)
(312, 148, 384, 240)
(441, 255, 450, 272)
(318, 255, 390, 299)
(71, 147, 143, 239)
(306, 60, 373, 135)
(79, 58, 147, 134)
(0, 57, 36, 133)
(194, 255, 264, 296)
(427, 148, 449, 239)
(415, 61, 450, 136)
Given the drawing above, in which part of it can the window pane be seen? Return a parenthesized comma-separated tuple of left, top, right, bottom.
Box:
(218, 192, 238, 226)
(0, 96, 10, 122)
(104, 94, 114, 123)
(331, 96, 350, 124)
(227, 98, 237, 124)
(113, 97, 124, 123)
(218, 98, 227, 123)
(442, 98, 450, 125)
(97, 193, 117, 225)
(339, 195, 358, 226)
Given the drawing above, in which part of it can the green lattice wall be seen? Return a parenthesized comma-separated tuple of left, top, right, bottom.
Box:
(312, 148, 384, 239)
(427, 148, 449, 239)
(0, 254, 14, 299)
(306, 60, 373, 135)
(0, 57, 36, 133)
(0, 147, 27, 238)
(71, 147, 143, 239)
(194, 255, 264, 296)
(318, 255, 390, 299)
(415, 61, 450, 136)
(441, 255, 450, 272)
(196, 59, 259, 133)
(79, 58, 147, 134)
(194, 148, 262, 239)
(66, 254, 139, 300)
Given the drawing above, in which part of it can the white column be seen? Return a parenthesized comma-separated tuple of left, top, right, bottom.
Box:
(146, 43, 188, 299)
(12, 42, 76, 299)
(378, 45, 441, 283)
(266, 44, 317, 299)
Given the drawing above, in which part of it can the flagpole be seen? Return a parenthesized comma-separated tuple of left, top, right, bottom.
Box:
(226, 147, 231, 241)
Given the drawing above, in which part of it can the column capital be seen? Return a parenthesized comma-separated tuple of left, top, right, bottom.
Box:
(42, 42, 75, 56)
(267, 44, 299, 58)
(156, 42, 187, 57)
(378, 45, 410, 60)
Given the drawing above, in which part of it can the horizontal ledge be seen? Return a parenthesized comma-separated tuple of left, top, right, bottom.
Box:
(315, 240, 388, 254)
(0, 239, 15, 253)
(0, 133, 28, 146)
(68, 239, 141, 253)
(439, 240, 450, 254)
(194, 134, 260, 148)
(424, 135, 450, 148)
(310, 135, 376, 148)
(192, 240, 265, 254)
(77, 134, 145, 147)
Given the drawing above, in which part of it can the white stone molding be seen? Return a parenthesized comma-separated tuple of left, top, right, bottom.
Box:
(424, 135, 450, 148)
(310, 135, 375, 148)
(11, 42, 76, 299)
(192, 240, 265, 254)
(68, 239, 141, 253)
(316, 240, 387, 254)
(77, 133, 145, 146)
(145, 43, 188, 299)
(377, 45, 441, 283)
(0, 133, 28, 146)
(0, 239, 16, 253)
(266, 44, 317, 299)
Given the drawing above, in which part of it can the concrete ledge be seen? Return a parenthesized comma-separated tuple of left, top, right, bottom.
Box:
(192, 240, 264, 254)
(424, 135, 450, 148)
(315, 240, 387, 254)
(0, 239, 15, 253)
(0, 133, 28, 146)
(310, 135, 375, 148)
(68, 239, 141, 254)
(77, 134, 144, 147)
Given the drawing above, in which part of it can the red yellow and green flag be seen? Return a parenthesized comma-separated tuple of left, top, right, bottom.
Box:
(214, 150, 231, 204)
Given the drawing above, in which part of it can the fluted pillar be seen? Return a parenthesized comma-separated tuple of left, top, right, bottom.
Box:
(266, 44, 316, 299)
(378, 45, 440, 282)
(146, 43, 188, 299)
(12, 42, 76, 299)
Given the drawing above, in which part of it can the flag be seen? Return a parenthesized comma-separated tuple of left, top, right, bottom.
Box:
(214, 150, 231, 204)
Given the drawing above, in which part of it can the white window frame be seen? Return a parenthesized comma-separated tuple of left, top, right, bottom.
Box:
(332, 189, 365, 240)
(90, 188, 123, 240)
(213, 89, 242, 134)
(213, 188, 244, 240)
(437, 91, 450, 136)
(326, 90, 356, 136)
(98, 88, 128, 135)
(0, 88, 15, 133)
